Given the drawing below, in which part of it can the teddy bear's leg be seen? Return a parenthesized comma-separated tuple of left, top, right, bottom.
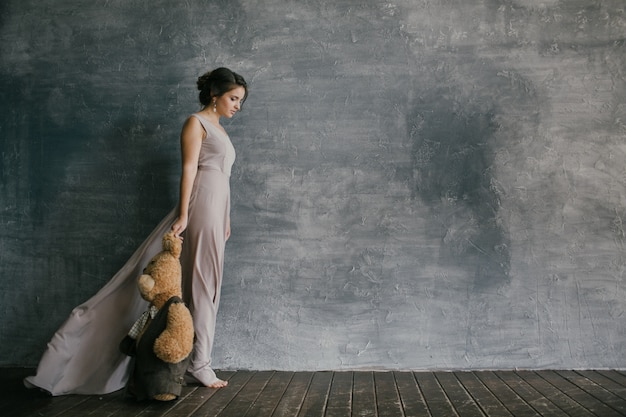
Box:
(153, 303, 194, 364)
(153, 393, 177, 401)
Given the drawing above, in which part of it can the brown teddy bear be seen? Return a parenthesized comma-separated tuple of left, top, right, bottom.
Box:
(120, 231, 195, 401)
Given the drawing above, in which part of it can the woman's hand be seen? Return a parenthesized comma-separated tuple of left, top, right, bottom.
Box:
(171, 215, 188, 239)
(225, 220, 231, 241)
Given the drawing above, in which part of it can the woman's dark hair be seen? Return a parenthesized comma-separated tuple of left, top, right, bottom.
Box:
(197, 67, 248, 108)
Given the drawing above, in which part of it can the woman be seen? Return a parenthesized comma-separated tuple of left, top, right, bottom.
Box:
(24, 67, 247, 394)
(173, 68, 247, 388)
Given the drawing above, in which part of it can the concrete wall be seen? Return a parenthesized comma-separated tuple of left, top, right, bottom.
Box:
(1, 0, 625, 370)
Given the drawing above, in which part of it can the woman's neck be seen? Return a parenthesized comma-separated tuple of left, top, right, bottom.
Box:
(200, 107, 221, 125)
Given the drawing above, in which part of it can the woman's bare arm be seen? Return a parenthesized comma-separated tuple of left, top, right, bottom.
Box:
(171, 117, 204, 237)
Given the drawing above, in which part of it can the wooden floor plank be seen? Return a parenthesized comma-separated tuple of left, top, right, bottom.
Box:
(374, 371, 405, 417)
(351, 371, 377, 417)
(0, 368, 32, 410)
(144, 371, 236, 417)
(208, 370, 275, 417)
(0, 369, 61, 417)
(159, 386, 212, 417)
(243, 371, 294, 417)
(4, 368, 111, 417)
(188, 370, 256, 417)
(577, 370, 626, 401)
(103, 394, 162, 417)
(435, 372, 484, 417)
(454, 372, 513, 417)
(394, 372, 431, 417)
(325, 371, 353, 417)
(515, 371, 595, 417)
(5, 394, 87, 417)
(297, 371, 333, 417)
(89, 394, 141, 417)
(414, 372, 458, 416)
(597, 370, 626, 388)
(3, 368, 626, 417)
(474, 371, 539, 417)
(549, 370, 626, 417)
(26, 395, 96, 417)
(57, 390, 126, 417)
(271, 372, 314, 417)
(494, 371, 569, 417)
(559, 370, 626, 414)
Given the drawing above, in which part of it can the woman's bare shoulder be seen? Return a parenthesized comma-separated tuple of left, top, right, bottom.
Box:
(181, 114, 206, 140)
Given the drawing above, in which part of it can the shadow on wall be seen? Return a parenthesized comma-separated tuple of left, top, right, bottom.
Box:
(407, 56, 542, 289)
(8, 112, 177, 364)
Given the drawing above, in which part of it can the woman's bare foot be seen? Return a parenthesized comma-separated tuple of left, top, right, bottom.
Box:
(207, 379, 228, 389)
(186, 369, 228, 389)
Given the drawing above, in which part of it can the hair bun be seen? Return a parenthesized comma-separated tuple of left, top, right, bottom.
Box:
(196, 72, 212, 91)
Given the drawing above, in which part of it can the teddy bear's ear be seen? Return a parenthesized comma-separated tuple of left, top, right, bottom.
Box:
(162, 232, 182, 258)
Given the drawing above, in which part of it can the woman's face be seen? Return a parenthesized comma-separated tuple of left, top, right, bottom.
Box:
(215, 86, 246, 118)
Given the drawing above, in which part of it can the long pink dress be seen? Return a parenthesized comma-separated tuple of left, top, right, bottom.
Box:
(24, 113, 235, 395)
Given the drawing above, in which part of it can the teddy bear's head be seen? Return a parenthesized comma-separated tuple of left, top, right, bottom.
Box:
(138, 231, 183, 309)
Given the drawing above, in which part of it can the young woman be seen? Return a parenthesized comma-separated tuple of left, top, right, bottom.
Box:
(24, 67, 248, 394)
(173, 68, 247, 388)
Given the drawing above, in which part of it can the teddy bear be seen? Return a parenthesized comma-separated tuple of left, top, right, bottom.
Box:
(119, 231, 195, 401)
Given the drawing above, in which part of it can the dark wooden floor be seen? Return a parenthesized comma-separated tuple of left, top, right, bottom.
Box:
(3, 368, 626, 416)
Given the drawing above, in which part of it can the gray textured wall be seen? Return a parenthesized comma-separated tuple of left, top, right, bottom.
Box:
(1, 0, 625, 370)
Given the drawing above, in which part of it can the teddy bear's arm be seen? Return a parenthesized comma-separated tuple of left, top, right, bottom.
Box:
(153, 302, 195, 364)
